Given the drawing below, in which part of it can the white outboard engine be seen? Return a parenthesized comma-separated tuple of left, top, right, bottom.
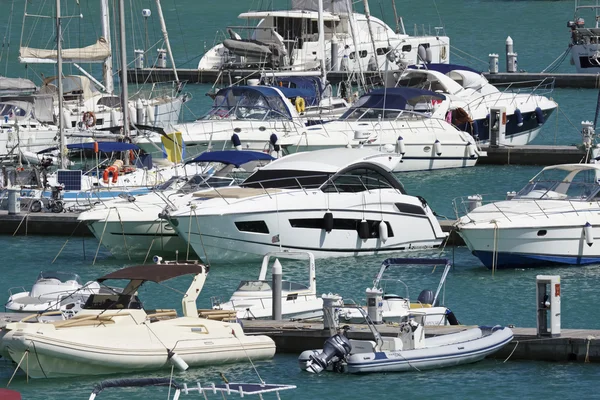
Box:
(305, 333, 352, 374)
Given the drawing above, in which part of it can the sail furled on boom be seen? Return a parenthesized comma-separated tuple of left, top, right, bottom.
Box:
(19, 37, 111, 64)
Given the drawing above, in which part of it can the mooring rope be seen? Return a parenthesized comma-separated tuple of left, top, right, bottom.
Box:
(93, 208, 112, 265)
(491, 221, 499, 277)
(503, 340, 519, 363)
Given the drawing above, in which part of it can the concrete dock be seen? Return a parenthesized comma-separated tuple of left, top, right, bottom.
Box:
(128, 67, 600, 89)
(240, 319, 600, 363)
(0, 211, 91, 237)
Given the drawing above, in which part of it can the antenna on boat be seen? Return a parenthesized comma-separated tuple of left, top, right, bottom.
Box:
(56, 0, 67, 169)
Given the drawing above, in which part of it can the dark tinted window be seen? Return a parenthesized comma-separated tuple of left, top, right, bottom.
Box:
(235, 220, 269, 234)
(290, 218, 393, 238)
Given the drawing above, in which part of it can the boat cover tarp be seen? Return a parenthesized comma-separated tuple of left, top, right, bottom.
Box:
(211, 86, 292, 119)
(266, 76, 323, 106)
(344, 87, 445, 113)
(186, 150, 274, 166)
(97, 263, 207, 283)
(292, 0, 351, 14)
(90, 378, 180, 395)
(0, 76, 37, 94)
(408, 63, 481, 75)
(36, 142, 140, 154)
(20, 38, 111, 64)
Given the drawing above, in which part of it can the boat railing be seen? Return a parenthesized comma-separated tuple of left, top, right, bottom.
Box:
(7, 286, 27, 297)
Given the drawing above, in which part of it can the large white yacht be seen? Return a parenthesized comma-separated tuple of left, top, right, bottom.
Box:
(135, 85, 481, 172)
(455, 163, 600, 269)
(166, 148, 448, 263)
(198, 0, 449, 72)
(396, 64, 557, 145)
(0, 261, 276, 378)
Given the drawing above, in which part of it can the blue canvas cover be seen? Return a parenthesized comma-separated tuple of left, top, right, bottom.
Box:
(341, 87, 445, 118)
(186, 150, 274, 167)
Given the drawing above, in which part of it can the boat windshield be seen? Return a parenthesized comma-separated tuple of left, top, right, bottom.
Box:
(82, 294, 143, 310)
(201, 86, 291, 121)
(339, 89, 436, 121)
(235, 280, 309, 292)
(515, 167, 600, 201)
(36, 271, 82, 284)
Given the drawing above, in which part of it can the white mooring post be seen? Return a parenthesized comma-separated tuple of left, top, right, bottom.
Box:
(536, 275, 561, 338)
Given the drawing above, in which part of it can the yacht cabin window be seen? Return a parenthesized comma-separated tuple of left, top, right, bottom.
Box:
(515, 167, 600, 200)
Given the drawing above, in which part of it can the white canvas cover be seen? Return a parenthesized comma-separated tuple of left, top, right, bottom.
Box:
(291, 0, 351, 14)
(0, 77, 37, 94)
(19, 37, 111, 64)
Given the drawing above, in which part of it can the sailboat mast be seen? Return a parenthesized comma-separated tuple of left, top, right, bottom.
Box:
(119, 0, 130, 141)
(317, 0, 326, 84)
(56, 0, 67, 169)
(363, 0, 380, 73)
(100, 0, 114, 94)
(155, 0, 179, 86)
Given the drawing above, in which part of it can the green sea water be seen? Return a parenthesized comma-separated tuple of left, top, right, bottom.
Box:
(2, 0, 600, 399)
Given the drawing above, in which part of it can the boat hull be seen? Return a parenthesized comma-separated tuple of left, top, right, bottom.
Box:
(458, 224, 600, 269)
(87, 219, 191, 258)
(344, 327, 513, 373)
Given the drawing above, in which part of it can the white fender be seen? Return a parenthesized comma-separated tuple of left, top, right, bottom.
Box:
(379, 221, 388, 242)
(585, 222, 594, 247)
(434, 140, 442, 156)
(396, 136, 406, 155)
(145, 104, 155, 124)
(467, 142, 476, 158)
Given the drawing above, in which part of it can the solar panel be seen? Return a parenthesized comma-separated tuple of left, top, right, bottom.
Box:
(57, 169, 82, 191)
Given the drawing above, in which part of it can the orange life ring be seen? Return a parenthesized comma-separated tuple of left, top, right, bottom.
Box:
(82, 111, 96, 128)
(102, 166, 119, 184)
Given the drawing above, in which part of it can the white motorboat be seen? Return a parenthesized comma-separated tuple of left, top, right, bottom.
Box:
(78, 150, 273, 258)
(212, 251, 323, 320)
(88, 377, 296, 399)
(198, 0, 449, 73)
(568, 1, 600, 73)
(167, 148, 448, 263)
(338, 257, 459, 326)
(5, 271, 105, 313)
(136, 86, 482, 172)
(0, 260, 276, 378)
(455, 162, 600, 269)
(299, 317, 513, 374)
(397, 64, 557, 145)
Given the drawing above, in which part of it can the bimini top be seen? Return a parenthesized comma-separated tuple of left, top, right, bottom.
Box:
(206, 86, 293, 120)
(263, 76, 324, 106)
(97, 263, 206, 283)
(341, 87, 445, 118)
(186, 150, 274, 167)
(540, 163, 600, 173)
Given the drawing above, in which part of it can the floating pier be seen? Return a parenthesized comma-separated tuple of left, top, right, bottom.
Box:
(479, 144, 587, 165)
(127, 67, 600, 89)
(0, 211, 91, 237)
(240, 320, 600, 363)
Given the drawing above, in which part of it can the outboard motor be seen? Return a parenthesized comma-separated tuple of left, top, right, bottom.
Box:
(417, 289, 438, 307)
(306, 333, 352, 374)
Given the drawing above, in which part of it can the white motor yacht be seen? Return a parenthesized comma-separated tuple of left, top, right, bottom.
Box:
(198, 0, 449, 73)
(0, 261, 276, 378)
(338, 258, 459, 326)
(136, 86, 481, 172)
(78, 150, 273, 258)
(397, 64, 557, 145)
(166, 148, 448, 263)
(5, 271, 105, 314)
(212, 252, 323, 320)
(455, 163, 600, 268)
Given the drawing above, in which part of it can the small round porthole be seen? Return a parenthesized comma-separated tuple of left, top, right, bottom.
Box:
(423, 146, 431, 153)
(537, 230, 547, 236)
(259, 126, 266, 131)
(233, 127, 241, 133)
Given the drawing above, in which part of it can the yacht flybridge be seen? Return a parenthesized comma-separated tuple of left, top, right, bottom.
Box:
(198, 0, 450, 73)
(0, 261, 276, 378)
